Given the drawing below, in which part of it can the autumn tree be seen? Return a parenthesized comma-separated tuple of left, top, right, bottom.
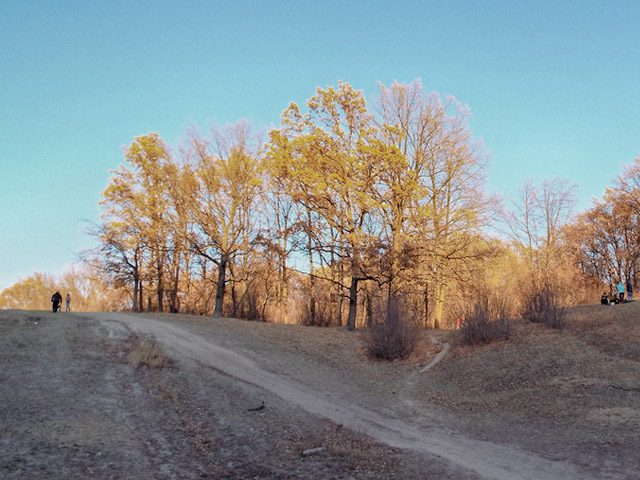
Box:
(615, 156, 640, 213)
(375, 80, 494, 328)
(372, 81, 421, 303)
(59, 265, 124, 312)
(100, 133, 179, 312)
(92, 220, 145, 310)
(180, 120, 263, 318)
(504, 177, 577, 286)
(612, 156, 640, 285)
(0, 266, 120, 312)
(0, 272, 57, 310)
(258, 180, 305, 323)
(267, 81, 382, 331)
(568, 189, 639, 291)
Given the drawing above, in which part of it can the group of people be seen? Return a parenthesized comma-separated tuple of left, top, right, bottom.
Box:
(50, 291, 71, 312)
(601, 280, 633, 305)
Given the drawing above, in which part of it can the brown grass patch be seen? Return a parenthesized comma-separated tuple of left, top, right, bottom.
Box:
(587, 407, 640, 426)
(452, 289, 512, 346)
(365, 299, 419, 361)
(125, 335, 172, 369)
(521, 284, 566, 329)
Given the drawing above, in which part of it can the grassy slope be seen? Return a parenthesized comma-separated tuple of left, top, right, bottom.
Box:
(412, 301, 640, 472)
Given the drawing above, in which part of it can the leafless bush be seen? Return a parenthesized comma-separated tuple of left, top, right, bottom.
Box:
(459, 295, 511, 346)
(126, 335, 172, 368)
(365, 297, 418, 361)
(521, 284, 566, 329)
(241, 288, 262, 321)
(299, 295, 338, 327)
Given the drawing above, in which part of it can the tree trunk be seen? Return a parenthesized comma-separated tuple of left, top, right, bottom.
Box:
(335, 235, 345, 327)
(138, 281, 144, 312)
(260, 293, 269, 322)
(213, 255, 228, 318)
(132, 271, 139, 312)
(229, 264, 238, 318)
(309, 295, 316, 325)
(423, 283, 429, 328)
(280, 262, 288, 324)
(307, 209, 316, 325)
(346, 276, 359, 331)
(170, 259, 179, 313)
(365, 286, 373, 327)
(157, 263, 164, 313)
(151, 247, 164, 313)
(433, 281, 446, 329)
(388, 218, 403, 310)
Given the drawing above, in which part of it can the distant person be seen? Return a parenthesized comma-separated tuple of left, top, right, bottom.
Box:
(626, 280, 633, 302)
(609, 292, 619, 305)
(65, 293, 71, 311)
(601, 292, 609, 305)
(51, 291, 62, 313)
(617, 281, 625, 302)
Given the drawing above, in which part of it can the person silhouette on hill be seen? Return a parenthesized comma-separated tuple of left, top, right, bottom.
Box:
(617, 281, 625, 302)
(65, 293, 71, 311)
(51, 291, 62, 313)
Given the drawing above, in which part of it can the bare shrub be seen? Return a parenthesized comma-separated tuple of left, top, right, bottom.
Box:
(299, 300, 335, 327)
(459, 295, 510, 346)
(365, 297, 418, 361)
(126, 335, 172, 368)
(521, 284, 566, 329)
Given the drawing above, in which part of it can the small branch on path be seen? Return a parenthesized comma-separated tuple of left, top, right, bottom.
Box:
(301, 447, 325, 457)
(610, 385, 640, 392)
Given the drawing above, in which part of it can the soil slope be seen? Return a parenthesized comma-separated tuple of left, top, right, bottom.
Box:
(1, 304, 639, 479)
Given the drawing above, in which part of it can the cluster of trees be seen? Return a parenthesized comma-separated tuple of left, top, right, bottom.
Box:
(568, 162, 640, 290)
(0, 267, 123, 311)
(88, 80, 502, 329)
(3, 80, 638, 326)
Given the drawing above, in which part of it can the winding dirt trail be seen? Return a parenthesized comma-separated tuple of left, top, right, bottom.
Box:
(90, 312, 604, 480)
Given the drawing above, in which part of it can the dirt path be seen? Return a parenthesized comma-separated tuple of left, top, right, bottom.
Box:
(90, 312, 604, 480)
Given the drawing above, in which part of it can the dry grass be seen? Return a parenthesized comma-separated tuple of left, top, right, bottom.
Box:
(365, 300, 418, 361)
(458, 296, 511, 346)
(420, 301, 640, 434)
(125, 335, 172, 369)
(521, 284, 566, 329)
(106, 305, 640, 474)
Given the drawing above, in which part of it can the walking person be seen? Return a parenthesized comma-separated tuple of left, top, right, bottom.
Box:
(626, 280, 633, 302)
(617, 281, 625, 303)
(65, 293, 71, 311)
(51, 291, 62, 313)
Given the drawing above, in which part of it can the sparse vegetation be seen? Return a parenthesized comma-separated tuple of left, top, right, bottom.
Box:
(125, 335, 172, 368)
(4, 305, 640, 477)
(522, 284, 566, 329)
(365, 298, 418, 360)
(459, 293, 511, 346)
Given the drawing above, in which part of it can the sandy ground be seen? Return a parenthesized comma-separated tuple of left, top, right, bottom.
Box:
(1, 306, 639, 479)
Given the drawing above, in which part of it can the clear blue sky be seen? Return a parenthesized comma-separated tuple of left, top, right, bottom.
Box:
(1, 0, 639, 290)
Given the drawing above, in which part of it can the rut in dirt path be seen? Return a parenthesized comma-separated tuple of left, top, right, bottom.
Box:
(93, 312, 602, 480)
